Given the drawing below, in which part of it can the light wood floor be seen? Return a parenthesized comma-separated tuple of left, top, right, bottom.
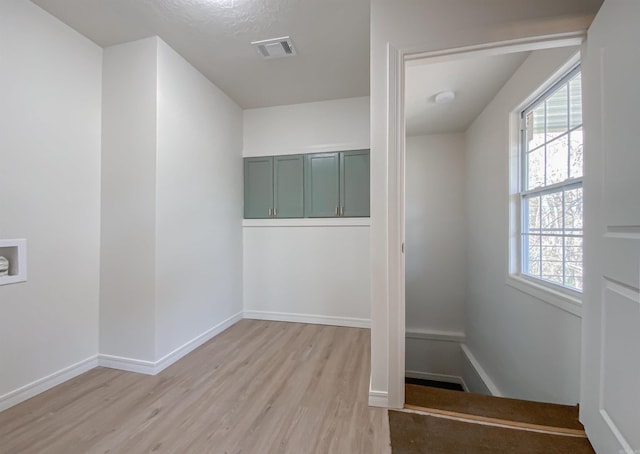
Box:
(0, 320, 390, 453)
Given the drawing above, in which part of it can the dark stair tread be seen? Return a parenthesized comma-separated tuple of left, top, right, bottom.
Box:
(405, 383, 584, 431)
(389, 410, 595, 454)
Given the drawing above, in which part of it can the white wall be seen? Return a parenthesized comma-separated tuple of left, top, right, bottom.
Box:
(405, 134, 466, 379)
(405, 134, 466, 333)
(0, 0, 102, 403)
(243, 98, 371, 326)
(100, 37, 158, 361)
(370, 0, 602, 406)
(155, 39, 243, 359)
(243, 97, 370, 157)
(100, 37, 244, 367)
(464, 46, 582, 405)
(243, 225, 370, 326)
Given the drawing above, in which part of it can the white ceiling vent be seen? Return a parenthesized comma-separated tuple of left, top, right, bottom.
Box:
(251, 36, 296, 59)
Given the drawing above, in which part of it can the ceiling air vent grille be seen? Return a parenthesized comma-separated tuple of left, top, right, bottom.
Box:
(251, 36, 296, 59)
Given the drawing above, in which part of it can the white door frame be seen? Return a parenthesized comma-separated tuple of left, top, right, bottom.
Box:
(385, 31, 586, 409)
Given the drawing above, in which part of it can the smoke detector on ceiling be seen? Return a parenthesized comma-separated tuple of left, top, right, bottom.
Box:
(251, 36, 296, 59)
(433, 91, 456, 104)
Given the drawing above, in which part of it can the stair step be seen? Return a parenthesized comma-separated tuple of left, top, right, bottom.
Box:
(389, 410, 596, 454)
(405, 384, 584, 432)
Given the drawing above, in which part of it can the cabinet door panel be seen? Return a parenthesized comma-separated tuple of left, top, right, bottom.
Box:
(340, 150, 370, 217)
(244, 157, 273, 219)
(274, 155, 304, 218)
(304, 152, 340, 217)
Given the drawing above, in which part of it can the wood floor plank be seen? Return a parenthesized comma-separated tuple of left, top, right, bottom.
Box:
(0, 320, 390, 454)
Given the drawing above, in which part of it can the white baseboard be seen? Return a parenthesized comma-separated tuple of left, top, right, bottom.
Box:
(405, 370, 466, 388)
(0, 355, 98, 412)
(97, 354, 156, 375)
(460, 376, 470, 392)
(154, 311, 243, 374)
(460, 344, 502, 397)
(405, 331, 464, 387)
(0, 313, 244, 413)
(243, 310, 370, 329)
(99, 311, 243, 375)
(369, 389, 389, 407)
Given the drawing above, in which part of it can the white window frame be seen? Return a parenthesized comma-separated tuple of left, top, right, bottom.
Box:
(507, 56, 583, 316)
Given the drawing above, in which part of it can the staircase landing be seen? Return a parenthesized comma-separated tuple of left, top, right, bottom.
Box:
(388, 383, 596, 453)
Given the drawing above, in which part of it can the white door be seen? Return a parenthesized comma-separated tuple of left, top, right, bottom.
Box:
(581, 1, 640, 452)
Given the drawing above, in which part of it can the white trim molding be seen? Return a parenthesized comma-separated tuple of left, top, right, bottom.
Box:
(406, 329, 465, 343)
(99, 311, 243, 375)
(154, 312, 243, 374)
(0, 313, 243, 412)
(369, 388, 389, 407)
(243, 310, 370, 329)
(405, 329, 465, 389)
(506, 275, 582, 317)
(384, 32, 589, 415)
(0, 355, 98, 412)
(97, 354, 156, 375)
(386, 41, 406, 411)
(242, 218, 370, 228)
(405, 31, 586, 63)
(460, 344, 503, 397)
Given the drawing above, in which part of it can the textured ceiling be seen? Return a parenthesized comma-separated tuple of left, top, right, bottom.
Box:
(30, 0, 370, 108)
(405, 52, 532, 136)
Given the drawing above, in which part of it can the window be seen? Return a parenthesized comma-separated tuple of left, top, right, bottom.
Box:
(519, 66, 583, 292)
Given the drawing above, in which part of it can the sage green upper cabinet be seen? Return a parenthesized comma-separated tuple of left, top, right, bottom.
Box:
(245, 150, 369, 219)
(273, 155, 304, 218)
(244, 157, 274, 219)
(244, 155, 304, 219)
(305, 150, 370, 218)
(304, 152, 340, 217)
(340, 150, 370, 217)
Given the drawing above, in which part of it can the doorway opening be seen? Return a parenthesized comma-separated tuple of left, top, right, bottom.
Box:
(394, 37, 584, 408)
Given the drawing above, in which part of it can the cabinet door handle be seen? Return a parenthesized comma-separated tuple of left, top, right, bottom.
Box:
(340, 206, 345, 217)
(335, 206, 339, 216)
(274, 208, 278, 217)
(268, 208, 273, 217)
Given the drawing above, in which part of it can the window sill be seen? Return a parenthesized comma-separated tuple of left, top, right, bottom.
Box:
(242, 218, 371, 228)
(506, 274, 582, 317)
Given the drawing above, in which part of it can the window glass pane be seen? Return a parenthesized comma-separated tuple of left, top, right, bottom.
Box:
(564, 187, 583, 231)
(527, 259, 541, 276)
(569, 74, 582, 129)
(526, 195, 541, 231)
(526, 106, 546, 150)
(546, 137, 569, 185)
(566, 236, 583, 259)
(569, 128, 583, 179)
(546, 85, 569, 141)
(541, 234, 564, 283)
(527, 147, 544, 190)
(564, 236, 583, 290)
(541, 257, 563, 282)
(519, 68, 582, 293)
(541, 192, 563, 232)
(524, 234, 541, 277)
(567, 238, 583, 289)
(565, 267, 583, 291)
